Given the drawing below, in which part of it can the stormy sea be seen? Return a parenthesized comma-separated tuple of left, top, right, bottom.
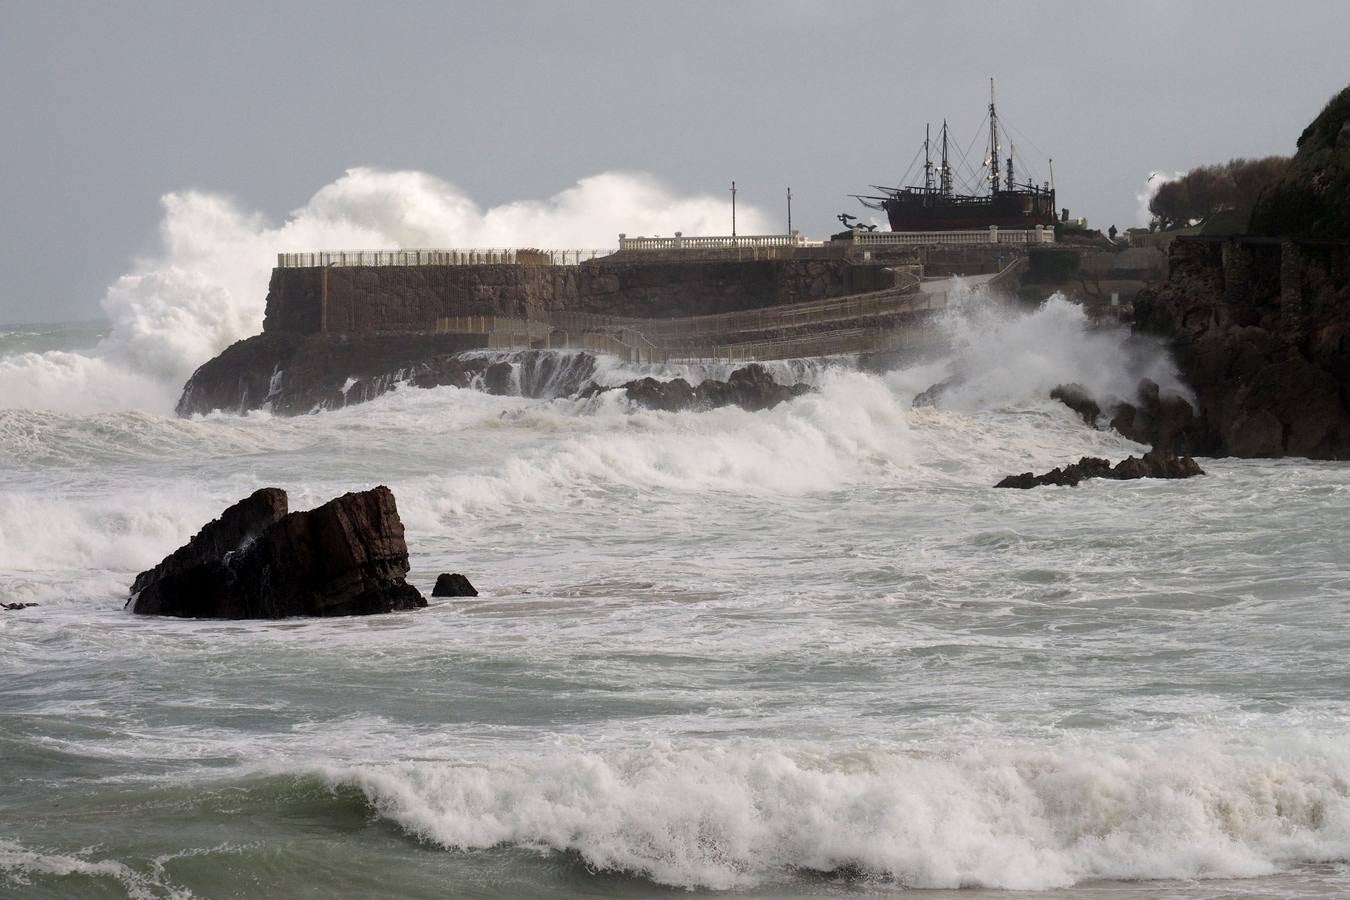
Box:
(1, 173, 1348, 899)
(3, 300, 1350, 899)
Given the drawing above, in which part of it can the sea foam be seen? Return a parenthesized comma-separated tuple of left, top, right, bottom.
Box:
(0, 169, 773, 417)
(325, 736, 1350, 890)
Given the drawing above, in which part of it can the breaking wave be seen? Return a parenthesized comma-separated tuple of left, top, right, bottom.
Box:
(323, 735, 1350, 890)
(0, 169, 774, 416)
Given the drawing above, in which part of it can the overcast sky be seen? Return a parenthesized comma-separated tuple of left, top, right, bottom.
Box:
(2, 0, 1347, 324)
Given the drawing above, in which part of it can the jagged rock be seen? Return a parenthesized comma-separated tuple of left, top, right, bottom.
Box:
(995, 451, 1205, 489)
(695, 364, 810, 412)
(624, 376, 698, 412)
(2, 602, 37, 611)
(609, 364, 812, 413)
(432, 573, 478, 597)
(1106, 378, 1200, 454)
(1050, 383, 1102, 426)
(176, 333, 487, 415)
(127, 486, 425, 618)
(912, 376, 961, 408)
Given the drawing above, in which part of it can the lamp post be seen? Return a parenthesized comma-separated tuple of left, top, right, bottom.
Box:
(730, 181, 737, 238)
(786, 187, 792, 233)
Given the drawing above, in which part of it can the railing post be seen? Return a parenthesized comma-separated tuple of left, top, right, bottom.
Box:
(989, 225, 998, 244)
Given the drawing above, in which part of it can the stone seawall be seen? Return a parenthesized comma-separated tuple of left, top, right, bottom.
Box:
(261, 258, 897, 336)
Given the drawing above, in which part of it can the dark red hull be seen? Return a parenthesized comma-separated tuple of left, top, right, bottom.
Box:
(883, 188, 1057, 231)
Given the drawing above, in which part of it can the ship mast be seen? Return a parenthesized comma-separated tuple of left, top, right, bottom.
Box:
(988, 77, 1000, 194)
(940, 119, 952, 197)
(923, 123, 934, 193)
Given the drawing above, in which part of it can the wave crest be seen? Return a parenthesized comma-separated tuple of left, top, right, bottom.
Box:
(325, 737, 1350, 890)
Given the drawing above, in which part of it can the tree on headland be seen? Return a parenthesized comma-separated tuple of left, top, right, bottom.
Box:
(1148, 156, 1289, 231)
(1249, 85, 1350, 239)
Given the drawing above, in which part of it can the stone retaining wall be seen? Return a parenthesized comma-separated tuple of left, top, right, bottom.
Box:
(261, 258, 899, 335)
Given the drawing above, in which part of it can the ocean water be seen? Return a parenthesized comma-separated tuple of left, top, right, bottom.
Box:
(3, 303, 1350, 899)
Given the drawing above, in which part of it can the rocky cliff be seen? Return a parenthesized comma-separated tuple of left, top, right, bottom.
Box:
(1131, 88, 1350, 458)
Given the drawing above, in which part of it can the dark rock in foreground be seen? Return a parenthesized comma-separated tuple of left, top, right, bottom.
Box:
(2, 602, 37, 611)
(585, 364, 813, 413)
(128, 486, 425, 618)
(432, 573, 478, 597)
(995, 451, 1205, 489)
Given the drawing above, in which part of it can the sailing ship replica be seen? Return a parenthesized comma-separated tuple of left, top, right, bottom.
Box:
(853, 80, 1058, 231)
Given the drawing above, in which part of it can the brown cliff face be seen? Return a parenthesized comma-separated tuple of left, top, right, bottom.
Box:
(1130, 87, 1350, 459)
(1132, 237, 1350, 458)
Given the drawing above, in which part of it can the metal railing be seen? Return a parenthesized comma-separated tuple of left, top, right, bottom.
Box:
(277, 248, 615, 268)
(423, 272, 993, 364)
(616, 231, 823, 251)
(849, 226, 1055, 246)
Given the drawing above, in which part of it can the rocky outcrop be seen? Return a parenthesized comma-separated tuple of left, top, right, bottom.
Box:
(1049, 383, 1101, 427)
(127, 486, 425, 618)
(995, 451, 1204, 489)
(432, 573, 478, 597)
(2, 602, 37, 611)
(1106, 378, 1201, 455)
(1048, 378, 1202, 454)
(176, 333, 599, 416)
(1132, 237, 1350, 457)
(584, 364, 813, 413)
(1130, 88, 1350, 458)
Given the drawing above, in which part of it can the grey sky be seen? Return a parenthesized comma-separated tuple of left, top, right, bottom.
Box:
(2, 0, 1347, 324)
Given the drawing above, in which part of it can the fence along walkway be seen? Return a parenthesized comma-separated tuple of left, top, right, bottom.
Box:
(277, 248, 614, 267)
(433, 264, 1012, 364)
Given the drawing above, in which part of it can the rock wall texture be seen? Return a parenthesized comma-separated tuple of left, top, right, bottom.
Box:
(261, 258, 892, 336)
(1133, 237, 1350, 457)
(1132, 86, 1350, 459)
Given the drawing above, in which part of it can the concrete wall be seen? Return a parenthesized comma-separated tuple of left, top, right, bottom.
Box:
(261, 258, 895, 335)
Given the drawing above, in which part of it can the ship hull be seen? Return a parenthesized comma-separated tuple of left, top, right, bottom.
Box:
(883, 189, 1057, 231)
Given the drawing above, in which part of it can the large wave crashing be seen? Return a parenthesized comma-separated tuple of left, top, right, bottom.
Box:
(0, 169, 774, 415)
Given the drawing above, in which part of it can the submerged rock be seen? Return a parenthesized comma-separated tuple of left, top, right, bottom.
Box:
(1050, 383, 1102, 427)
(1107, 379, 1199, 455)
(2, 602, 37, 611)
(624, 376, 698, 412)
(1047, 378, 1200, 455)
(432, 573, 478, 597)
(995, 451, 1205, 489)
(127, 486, 425, 618)
(588, 364, 813, 413)
(912, 376, 961, 408)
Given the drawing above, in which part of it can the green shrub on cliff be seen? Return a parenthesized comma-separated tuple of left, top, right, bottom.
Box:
(1149, 157, 1289, 231)
(1249, 85, 1350, 239)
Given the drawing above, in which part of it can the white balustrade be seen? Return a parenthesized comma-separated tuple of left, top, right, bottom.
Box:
(849, 226, 1054, 246)
(276, 248, 616, 268)
(616, 231, 822, 251)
